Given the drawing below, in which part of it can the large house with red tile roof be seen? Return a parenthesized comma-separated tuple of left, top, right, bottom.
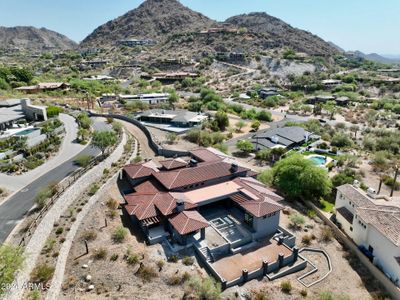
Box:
(119, 148, 306, 288)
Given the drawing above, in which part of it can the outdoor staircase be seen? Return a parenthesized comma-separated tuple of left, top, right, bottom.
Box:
(199, 247, 213, 262)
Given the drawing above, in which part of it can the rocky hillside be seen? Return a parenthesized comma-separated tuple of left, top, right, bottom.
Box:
(80, 0, 217, 48)
(225, 13, 338, 56)
(0, 26, 77, 51)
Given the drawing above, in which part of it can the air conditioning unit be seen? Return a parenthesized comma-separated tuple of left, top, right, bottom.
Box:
(271, 135, 279, 144)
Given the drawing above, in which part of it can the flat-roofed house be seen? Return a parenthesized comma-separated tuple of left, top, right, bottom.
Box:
(136, 109, 208, 128)
(118, 93, 169, 105)
(0, 99, 47, 131)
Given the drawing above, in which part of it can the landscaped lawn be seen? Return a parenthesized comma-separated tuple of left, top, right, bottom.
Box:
(320, 199, 334, 213)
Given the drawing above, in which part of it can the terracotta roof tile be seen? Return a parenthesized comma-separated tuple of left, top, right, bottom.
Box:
(169, 210, 209, 235)
(190, 148, 223, 162)
(123, 161, 159, 179)
(153, 161, 249, 190)
(159, 158, 187, 170)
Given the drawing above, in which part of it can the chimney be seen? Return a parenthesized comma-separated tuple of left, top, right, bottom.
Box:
(176, 199, 185, 212)
(230, 163, 238, 173)
(189, 159, 198, 167)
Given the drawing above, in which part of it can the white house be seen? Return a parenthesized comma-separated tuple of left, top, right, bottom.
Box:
(118, 93, 170, 105)
(335, 184, 400, 287)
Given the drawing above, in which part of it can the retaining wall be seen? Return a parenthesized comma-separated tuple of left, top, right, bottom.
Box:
(89, 112, 190, 158)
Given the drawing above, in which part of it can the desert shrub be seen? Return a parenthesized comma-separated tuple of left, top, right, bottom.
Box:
(81, 230, 97, 241)
(168, 274, 183, 285)
(0, 244, 24, 296)
(55, 227, 64, 235)
(88, 184, 99, 196)
(74, 155, 92, 167)
(182, 256, 195, 266)
(110, 254, 119, 261)
(112, 226, 128, 243)
(300, 289, 308, 297)
(92, 248, 107, 260)
(320, 226, 333, 242)
(106, 198, 119, 210)
(137, 265, 158, 282)
(302, 235, 312, 245)
(289, 213, 305, 229)
(280, 280, 292, 294)
(184, 276, 221, 300)
(156, 260, 165, 270)
(31, 264, 54, 284)
(34, 187, 53, 210)
(168, 255, 178, 263)
(319, 291, 335, 300)
(126, 254, 139, 265)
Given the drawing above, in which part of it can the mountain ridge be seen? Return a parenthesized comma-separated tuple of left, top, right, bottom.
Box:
(80, 0, 339, 56)
(0, 26, 77, 51)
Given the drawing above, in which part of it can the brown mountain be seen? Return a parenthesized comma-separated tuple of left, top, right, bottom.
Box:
(80, 0, 217, 48)
(0, 26, 77, 51)
(225, 13, 338, 56)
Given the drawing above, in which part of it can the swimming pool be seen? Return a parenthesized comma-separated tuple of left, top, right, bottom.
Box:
(15, 128, 39, 136)
(308, 155, 327, 166)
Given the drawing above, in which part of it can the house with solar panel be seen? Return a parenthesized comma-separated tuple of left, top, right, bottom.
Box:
(119, 147, 307, 288)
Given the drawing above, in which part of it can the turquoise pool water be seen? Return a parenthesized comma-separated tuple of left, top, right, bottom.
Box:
(309, 155, 327, 166)
(15, 128, 38, 136)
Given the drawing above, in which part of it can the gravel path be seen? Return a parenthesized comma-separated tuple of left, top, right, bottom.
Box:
(4, 132, 127, 300)
(45, 138, 138, 300)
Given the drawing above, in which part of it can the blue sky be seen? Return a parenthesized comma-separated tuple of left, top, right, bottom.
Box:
(0, 0, 398, 54)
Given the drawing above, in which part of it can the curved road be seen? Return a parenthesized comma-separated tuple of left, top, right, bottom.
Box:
(0, 118, 109, 243)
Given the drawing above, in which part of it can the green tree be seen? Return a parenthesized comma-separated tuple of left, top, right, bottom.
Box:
(331, 133, 353, 148)
(214, 111, 229, 131)
(166, 132, 178, 144)
(267, 154, 332, 201)
(77, 128, 90, 142)
(0, 244, 24, 296)
(236, 140, 254, 154)
(91, 130, 118, 156)
(251, 120, 261, 131)
(235, 120, 246, 132)
(323, 101, 340, 120)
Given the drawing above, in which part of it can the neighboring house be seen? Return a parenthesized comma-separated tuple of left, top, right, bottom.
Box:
(142, 72, 199, 82)
(258, 87, 279, 99)
(117, 39, 156, 47)
(118, 93, 170, 105)
(0, 99, 47, 131)
(335, 183, 400, 287)
(322, 79, 343, 89)
(82, 75, 115, 81)
(306, 95, 349, 107)
(120, 148, 304, 288)
(136, 109, 207, 129)
(15, 82, 70, 94)
(251, 126, 319, 151)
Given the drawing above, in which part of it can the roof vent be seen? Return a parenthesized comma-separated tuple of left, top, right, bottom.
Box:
(230, 163, 239, 173)
(367, 187, 377, 198)
(189, 159, 198, 167)
(271, 135, 279, 144)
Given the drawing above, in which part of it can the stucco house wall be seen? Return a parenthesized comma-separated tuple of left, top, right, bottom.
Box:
(252, 212, 280, 239)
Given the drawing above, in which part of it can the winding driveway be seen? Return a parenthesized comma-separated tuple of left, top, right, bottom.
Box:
(0, 117, 108, 243)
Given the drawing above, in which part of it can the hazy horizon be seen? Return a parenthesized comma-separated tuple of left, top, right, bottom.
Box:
(0, 0, 399, 55)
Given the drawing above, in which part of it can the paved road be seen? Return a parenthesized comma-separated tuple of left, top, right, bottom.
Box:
(0, 118, 109, 243)
(0, 114, 87, 192)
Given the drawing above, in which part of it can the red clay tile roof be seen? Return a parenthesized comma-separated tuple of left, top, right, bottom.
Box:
(230, 193, 283, 217)
(153, 161, 249, 190)
(134, 179, 165, 194)
(169, 210, 209, 235)
(159, 158, 187, 170)
(234, 177, 284, 202)
(123, 161, 159, 180)
(190, 148, 223, 162)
